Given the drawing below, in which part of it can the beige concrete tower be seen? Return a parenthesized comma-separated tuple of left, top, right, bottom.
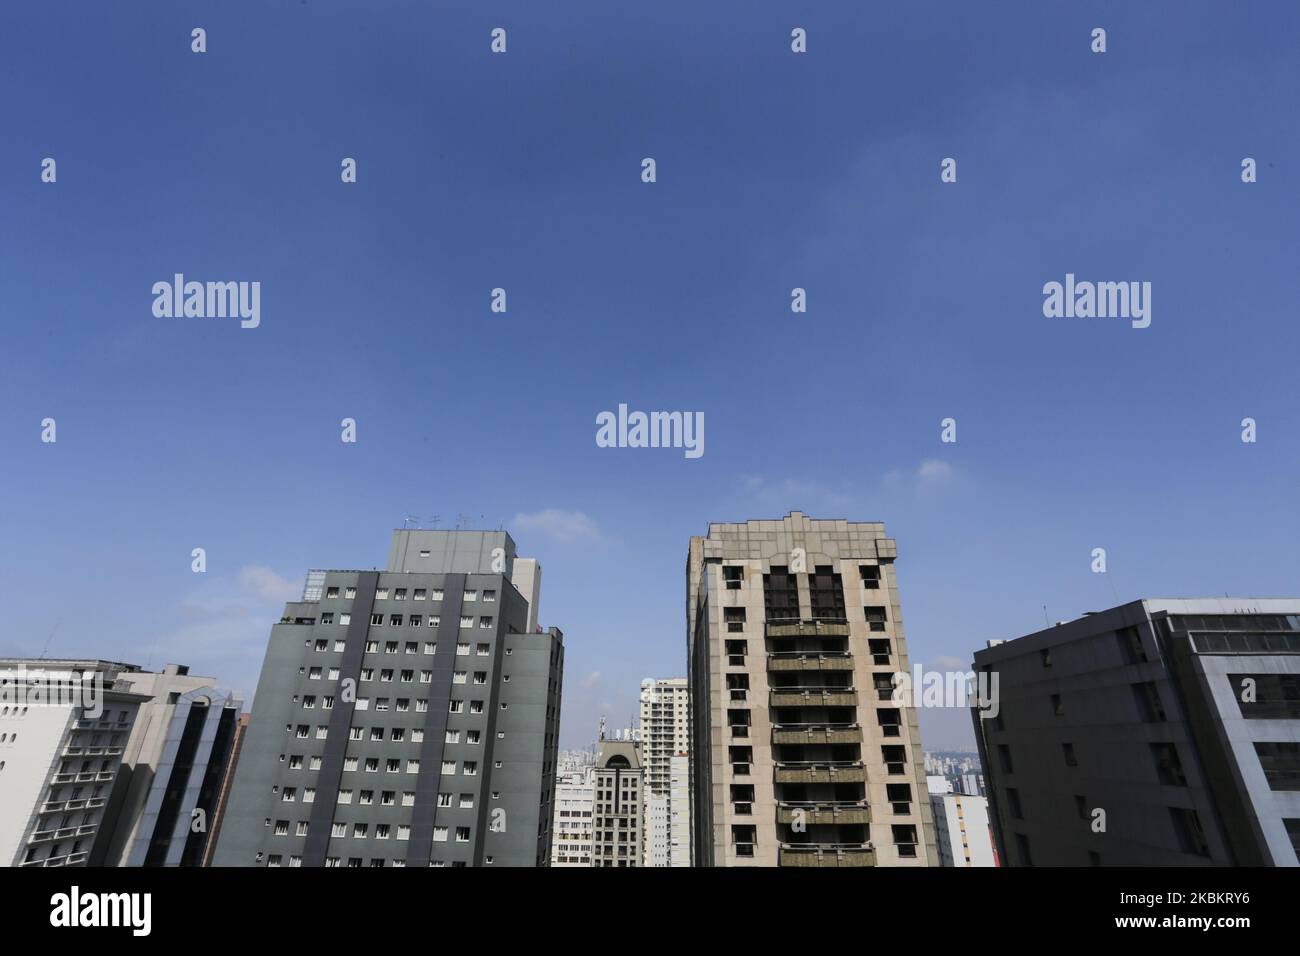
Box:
(687, 513, 937, 867)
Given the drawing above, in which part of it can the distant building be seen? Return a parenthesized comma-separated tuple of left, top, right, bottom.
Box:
(975, 599, 1300, 866)
(592, 737, 643, 866)
(639, 678, 690, 866)
(927, 776, 995, 867)
(551, 766, 596, 866)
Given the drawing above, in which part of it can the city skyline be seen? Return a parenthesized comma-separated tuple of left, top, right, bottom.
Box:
(5, 3, 1300, 760)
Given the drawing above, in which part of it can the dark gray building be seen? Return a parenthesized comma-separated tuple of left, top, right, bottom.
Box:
(211, 529, 563, 867)
(974, 599, 1300, 866)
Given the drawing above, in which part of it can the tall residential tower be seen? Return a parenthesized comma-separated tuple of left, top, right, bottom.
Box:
(687, 513, 936, 867)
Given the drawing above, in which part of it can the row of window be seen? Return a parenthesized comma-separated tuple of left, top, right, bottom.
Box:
(324, 586, 496, 603)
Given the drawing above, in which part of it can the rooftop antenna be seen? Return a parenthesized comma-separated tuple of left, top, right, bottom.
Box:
(429, 514, 440, 529)
(38, 623, 59, 660)
(402, 515, 420, 529)
(1042, 604, 1049, 627)
(454, 512, 470, 530)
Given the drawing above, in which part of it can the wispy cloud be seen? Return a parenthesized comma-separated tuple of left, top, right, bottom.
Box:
(238, 565, 301, 602)
(512, 509, 604, 544)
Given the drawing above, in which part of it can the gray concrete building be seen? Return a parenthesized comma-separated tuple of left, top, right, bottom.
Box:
(687, 513, 937, 867)
(211, 529, 564, 867)
(973, 598, 1300, 866)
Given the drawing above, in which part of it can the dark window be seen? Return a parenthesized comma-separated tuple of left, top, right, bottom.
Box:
(808, 566, 845, 621)
(763, 567, 800, 622)
(997, 744, 1013, 774)
(724, 607, 746, 633)
(1254, 742, 1300, 791)
(1169, 807, 1210, 856)
(1015, 833, 1033, 866)
(891, 824, 918, 857)
(859, 564, 880, 589)
(722, 566, 743, 590)
(864, 607, 888, 632)
(1062, 743, 1078, 767)
(1007, 788, 1023, 819)
(1133, 682, 1167, 722)
(1229, 674, 1300, 719)
(1117, 626, 1148, 664)
(1150, 743, 1187, 786)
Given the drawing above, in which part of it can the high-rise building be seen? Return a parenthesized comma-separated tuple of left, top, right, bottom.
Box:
(638, 677, 690, 866)
(927, 776, 996, 867)
(211, 529, 564, 868)
(687, 513, 936, 867)
(550, 765, 596, 866)
(591, 736, 643, 866)
(0, 660, 150, 868)
(92, 664, 244, 867)
(973, 598, 1300, 866)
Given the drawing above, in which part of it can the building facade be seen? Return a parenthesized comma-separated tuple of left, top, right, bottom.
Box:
(550, 765, 596, 866)
(638, 677, 690, 866)
(93, 665, 244, 867)
(927, 777, 996, 867)
(0, 660, 149, 867)
(974, 598, 1300, 866)
(687, 513, 936, 867)
(212, 529, 564, 867)
(591, 737, 643, 866)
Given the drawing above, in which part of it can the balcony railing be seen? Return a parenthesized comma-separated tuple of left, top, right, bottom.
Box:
(769, 687, 857, 708)
(771, 723, 862, 745)
(765, 620, 851, 639)
(776, 801, 872, 826)
(773, 761, 865, 784)
(778, 843, 876, 867)
(767, 652, 853, 672)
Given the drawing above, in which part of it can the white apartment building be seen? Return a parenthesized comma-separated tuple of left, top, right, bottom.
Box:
(551, 766, 596, 867)
(928, 777, 996, 867)
(639, 677, 690, 866)
(0, 661, 149, 867)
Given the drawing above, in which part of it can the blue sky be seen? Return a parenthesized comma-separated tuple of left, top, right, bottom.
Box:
(3, 2, 1299, 749)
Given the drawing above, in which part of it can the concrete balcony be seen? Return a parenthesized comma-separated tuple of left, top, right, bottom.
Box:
(769, 688, 857, 708)
(777, 802, 872, 826)
(779, 844, 876, 867)
(765, 620, 851, 639)
(772, 723, 862, 745)
(773, 761, 866, 784)
(767, 653, 854, 673)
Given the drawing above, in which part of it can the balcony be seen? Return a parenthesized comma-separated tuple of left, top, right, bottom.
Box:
(768, 652, 853, 673)
(770, 688, 857, 708)
(777, 802, 871, 826)
(779, 843, 876, 868)
(766, 620, 851, 639)
(772, 723, 862, 745)
(773, 761, 865, 784)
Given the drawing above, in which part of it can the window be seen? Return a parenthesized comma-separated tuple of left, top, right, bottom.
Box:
(339, 614, 350, 626)
(463, 590, 477, 602)
(433, 826, 449, 842)
(482, 590, 496, 602)
(722, 565, 743, 590)
(479, 617, 493, 628)
(460, 616, 474, 629)
(1169, 807, 1210, 856)
(394, 588, 407, 601)
(375, 588, 389, 600)
(1151, 743, 1187, 786)
(326, 586, 339, 599)
(455, 827, 471, 842)
(864, 606, 888, 631)
(345, 587, 356, 599)
(1007, 788, 1024, 819)
(1062, 743, 1078, 767)
(1133, 682, 1167, 722)
(431, 589, 443, 601)
(891, 824, 918, 857)
(476, 643, 490, 656)
(1255, 742, 1300, 791)
(442, 760, 457, 774)
(859, 564, 880, 589)
(414, 589, 427, 600)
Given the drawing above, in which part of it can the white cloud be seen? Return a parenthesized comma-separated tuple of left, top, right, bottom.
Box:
(238, 565, 301, 602)
(917, 459, 954, 483)
(579, 671, 602, 690)
(512, 509, 603, 544)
